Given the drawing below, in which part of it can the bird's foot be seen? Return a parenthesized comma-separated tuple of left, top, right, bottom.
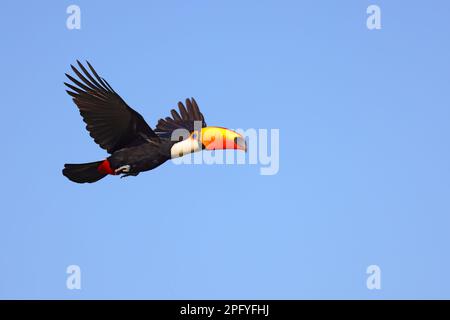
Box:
(114, 165, 131, 175)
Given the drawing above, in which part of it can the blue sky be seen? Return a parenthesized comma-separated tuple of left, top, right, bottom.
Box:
(1, 0, 450, 299)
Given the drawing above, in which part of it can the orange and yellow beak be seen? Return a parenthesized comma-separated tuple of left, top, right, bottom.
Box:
(200, 127, 247, 152)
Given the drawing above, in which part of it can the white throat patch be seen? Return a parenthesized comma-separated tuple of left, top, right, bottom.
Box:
(170, 138, 201, 159)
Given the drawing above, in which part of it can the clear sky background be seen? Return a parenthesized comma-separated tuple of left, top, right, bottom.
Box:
(1, 0, 450, 299)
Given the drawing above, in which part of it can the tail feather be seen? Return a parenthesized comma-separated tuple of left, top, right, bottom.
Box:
(63, 161, 107, 183)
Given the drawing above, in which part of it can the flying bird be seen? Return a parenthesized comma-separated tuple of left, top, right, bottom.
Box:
(62, 61, 246, 183)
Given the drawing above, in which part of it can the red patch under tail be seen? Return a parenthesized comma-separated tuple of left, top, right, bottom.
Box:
(97, 160, 116, 175)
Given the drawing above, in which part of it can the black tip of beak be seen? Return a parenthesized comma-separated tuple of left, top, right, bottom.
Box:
(236, 136, 247, 152)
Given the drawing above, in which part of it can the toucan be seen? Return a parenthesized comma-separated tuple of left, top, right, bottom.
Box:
(62, 61, 247, 183)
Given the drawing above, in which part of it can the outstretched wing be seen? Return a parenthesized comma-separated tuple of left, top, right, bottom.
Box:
(155, 98, 207, 138)
(65, 61, 159, 154)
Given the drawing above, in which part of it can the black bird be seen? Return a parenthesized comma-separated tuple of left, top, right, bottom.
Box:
(62, 61, 247, 183)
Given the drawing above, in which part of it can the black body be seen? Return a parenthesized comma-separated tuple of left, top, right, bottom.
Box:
(108, 139, 174, 176)
(62, 61, 206, 183)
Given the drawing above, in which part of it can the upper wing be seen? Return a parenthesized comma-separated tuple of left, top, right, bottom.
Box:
(65, 61, 159, 154)
(155, 98, 207, 138)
